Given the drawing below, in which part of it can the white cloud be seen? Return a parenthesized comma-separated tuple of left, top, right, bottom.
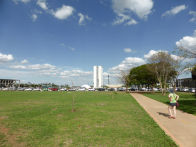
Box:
(10, 63, 56, 70)
(78, 13, 91, 25)
(28, 64, 56, 70)
(60, 70, 92, 78)
(170, 54, 183, 61)
(162, 5, 186, 17)
(0, 53, 14, 63)
(144, 50, 160, 58)
(112, 0, 153, 25)
(13, 0, 31, 4)
(52, 5, 74, 20)
(126, 18, 138, 25)
(144, 50, 183, 61)
(32, 14, 38, 22)
(113, 13, 137, 25)
(21, 59, 28, 64)
(37, 0, 48, 10)
(176, 30, 196, 54)
(189, 11, 196, 22)
(10, 65, 26, 69)
(124, 48, 132, 53)
(60, 43, 75, 51)
(21, 0, 30, 3)
(38, 69, 58, 76)
(109, 57, 145, 76)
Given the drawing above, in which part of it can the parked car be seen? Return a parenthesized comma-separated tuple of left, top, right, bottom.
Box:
(48, 88, 58, 91)
(78, 88, 86, 91)
(129, 88, 136, 91)
(118, 88, 126, 91)
(8, 87, 16, 91)
(59, 88, 67, 91)
(148, 88, 153, 91)
(68, 89, 76, 91)
(140, 88, 148, 91)
(2, 88, 8, 91)
(108, 88, 115, 91)
(176, 88, 181, 92)
(24, 88, 33, 91)
(17, 87, 25, 91)
(153, 88, 158, 91)
(33, 88, 42, 91)
(189, 88, 195, 93)
(183, 88, 189, 92)
(97, 88, 105, 91)
(88, 88, 95, 91)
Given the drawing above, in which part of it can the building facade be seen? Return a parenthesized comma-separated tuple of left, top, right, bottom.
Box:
(176, 78, 196, 88)
(93, 66, 103, 88)
(0, 79, 20, 87)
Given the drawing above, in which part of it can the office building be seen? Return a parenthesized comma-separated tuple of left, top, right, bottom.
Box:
(93, 66, 103, 88)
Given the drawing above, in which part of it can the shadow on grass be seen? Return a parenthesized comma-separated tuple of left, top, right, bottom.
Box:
(178, 100, 196, 115)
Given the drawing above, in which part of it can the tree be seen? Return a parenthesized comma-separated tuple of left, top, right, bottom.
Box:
(192, 65, 196, 71)
(167, 55, 184, 91)
(148, 52, 177, 95)
(175, 46, 196, 71)
(176, 46, 196, 59)
(120, 70, 130, 92)
(192, 64, 196, 79)
(129, 64, 157, 89)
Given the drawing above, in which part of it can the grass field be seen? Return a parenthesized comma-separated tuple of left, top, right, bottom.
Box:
(0, 91, 177, 147)
(143, 92, 196, 115)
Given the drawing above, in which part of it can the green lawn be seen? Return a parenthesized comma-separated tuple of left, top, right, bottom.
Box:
(143, 92, 196, 115)
(0, 91, 176, 147)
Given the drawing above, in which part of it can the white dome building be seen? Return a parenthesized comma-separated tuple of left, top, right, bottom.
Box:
(81, 84, 91, 89)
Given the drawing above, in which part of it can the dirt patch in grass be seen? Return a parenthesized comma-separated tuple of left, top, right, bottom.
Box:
(0, 117, 26, 147)
(0, 116, 8, 121)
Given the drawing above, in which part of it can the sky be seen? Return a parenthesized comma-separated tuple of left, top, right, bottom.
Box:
(0, 0, 196, 86)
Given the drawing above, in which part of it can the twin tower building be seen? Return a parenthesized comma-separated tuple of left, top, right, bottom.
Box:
(93, 66, 103, 88)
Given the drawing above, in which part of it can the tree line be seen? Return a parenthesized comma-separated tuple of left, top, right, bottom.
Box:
(121, 50, 196, 95)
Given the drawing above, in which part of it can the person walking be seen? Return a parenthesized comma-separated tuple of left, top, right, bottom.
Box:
(168, 89, 179, 119)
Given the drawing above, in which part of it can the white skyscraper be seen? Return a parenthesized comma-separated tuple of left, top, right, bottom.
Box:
(93, 66, 103, 88)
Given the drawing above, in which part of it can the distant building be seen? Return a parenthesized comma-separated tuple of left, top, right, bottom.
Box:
(176, 78, 196, 88)
(0, 79, 20, 87)
(93, 66, 103, 88)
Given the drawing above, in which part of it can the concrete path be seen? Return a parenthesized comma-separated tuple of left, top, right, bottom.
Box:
(130, 93, 196, 147)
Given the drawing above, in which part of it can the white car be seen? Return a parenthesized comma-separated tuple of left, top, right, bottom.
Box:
(25, 88, 33, 91)
(33, 88, 41, 91)
(183, 88, 189, 92)
(2, 88, 8, 91)
(78, 88, 86, 91)
(60, 88, 67, 91)
(141, 88, 148, 91)
(189, 88, 195, 93)
(17, 88, 25, 91)
(88, 88, 95, 91)
(153, 88, 158, 91)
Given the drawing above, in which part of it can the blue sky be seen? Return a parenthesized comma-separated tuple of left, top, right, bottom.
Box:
(0, 0, 196, 85)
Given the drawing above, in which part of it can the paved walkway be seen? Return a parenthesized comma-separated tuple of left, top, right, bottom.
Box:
(130, 93, 196, 147)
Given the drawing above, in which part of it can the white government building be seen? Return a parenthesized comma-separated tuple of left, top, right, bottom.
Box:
(93, 66, 103, 88)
